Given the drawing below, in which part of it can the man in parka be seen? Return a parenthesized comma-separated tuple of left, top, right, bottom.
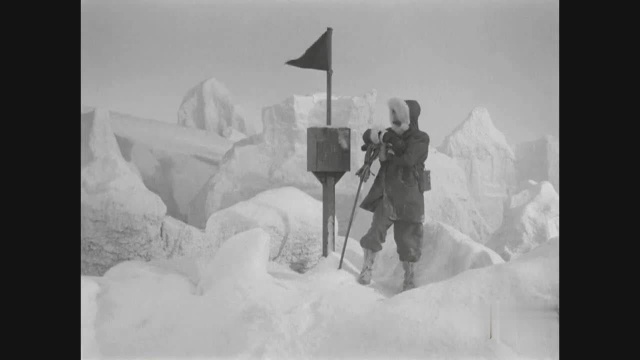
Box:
(357, 98, 430, 291)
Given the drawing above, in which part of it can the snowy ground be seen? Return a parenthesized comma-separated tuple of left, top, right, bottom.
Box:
(82, 229, 559, 360)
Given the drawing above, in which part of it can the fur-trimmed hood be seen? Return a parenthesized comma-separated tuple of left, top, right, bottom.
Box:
(405, 100, 421, 131)
(388, 98, 411, 134)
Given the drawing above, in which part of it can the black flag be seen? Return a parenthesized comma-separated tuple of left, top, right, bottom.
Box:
(285, 30, 330, 71)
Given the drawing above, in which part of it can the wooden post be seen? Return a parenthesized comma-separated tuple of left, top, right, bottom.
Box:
(323, 175, 336, 255)
(306, 127, 349, 258)
(323, 27, 334, 257)
(327, 27, 332, 126)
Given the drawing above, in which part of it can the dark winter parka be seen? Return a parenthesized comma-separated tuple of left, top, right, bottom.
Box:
(359, 99, 430, 223)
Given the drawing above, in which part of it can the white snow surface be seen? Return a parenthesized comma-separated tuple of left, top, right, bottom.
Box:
(194, 90, 377, 228)
(205, 187, 338, 273)
(487, 180, 560, 261)
(178, 77, 252, 139)
(81, 276, 102, 359)
(82, 228, 559, 359)
(438, 107, 517, 232)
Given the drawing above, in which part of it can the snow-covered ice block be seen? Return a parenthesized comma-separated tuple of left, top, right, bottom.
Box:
(81, 108, 167, 276)
(195, 90, 377, 228)
(487, 180, 559, 260)
(516, 134, 559, 193)
(438, 107, 517, 231)
(178, 77, 253, 139)
(106, 108, 234, 226)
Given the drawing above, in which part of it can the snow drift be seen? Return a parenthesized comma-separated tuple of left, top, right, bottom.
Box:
(81, 108, 167, 276)
(487, 180, 560, 261)
(83, 228, 559, 359)
(325, 237, 559, 359)
(516, 134, 559, 193)
(439, 107, 517, 233)
(178, 77, 253, 139)
(204, 187, 338, 273)
(193, 90, 377, 229)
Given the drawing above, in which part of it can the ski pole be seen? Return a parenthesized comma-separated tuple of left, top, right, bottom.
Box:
(338, 172, 366, 270)
(338, 145, 378, 270)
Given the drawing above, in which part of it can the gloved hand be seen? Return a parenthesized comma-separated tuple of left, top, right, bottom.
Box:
(381, 130, 407, 155)
(362, 126, 386, 151)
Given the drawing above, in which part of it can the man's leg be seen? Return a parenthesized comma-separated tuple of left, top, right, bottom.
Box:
(358, 200, 393, 285)
(360, 200, 393, 252)
(393, 221, 424, 291)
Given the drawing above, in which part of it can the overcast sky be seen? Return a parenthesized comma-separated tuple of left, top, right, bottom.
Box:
(81, 0, 558, 146)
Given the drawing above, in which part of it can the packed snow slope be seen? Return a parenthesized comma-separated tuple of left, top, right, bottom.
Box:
(82, 228, 559, 360)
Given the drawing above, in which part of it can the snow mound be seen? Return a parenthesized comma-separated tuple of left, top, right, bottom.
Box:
(81, 108, 167, 276)
(324, 237, 559, 359)
(373, 219, 504, 293)
(194, 90, 377, 228)
(438, 107, 517, 232)
(516, 134, 559, 193)
(178, 77, 252, 139)
(197, 228, 271, 295)
(103, 108, 234, 226)
(205, 186, 338, 273)
(84, 230, 558, 359)
(487, 180, 560, 261)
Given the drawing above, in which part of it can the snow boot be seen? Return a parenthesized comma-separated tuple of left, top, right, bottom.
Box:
(402, 261, 416, 291)
(357, 248, 377, 285)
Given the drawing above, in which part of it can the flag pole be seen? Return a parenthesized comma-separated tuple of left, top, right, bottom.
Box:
(327, 27, 332, 126)
(322, 27, 336, 256)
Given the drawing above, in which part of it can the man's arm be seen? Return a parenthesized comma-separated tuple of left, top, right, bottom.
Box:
(386, 134, 429, 167)
(382, 129, 408, 155)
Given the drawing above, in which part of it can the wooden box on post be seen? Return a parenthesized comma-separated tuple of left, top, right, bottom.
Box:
(307, 127, 351, 173)
(307, 126, 351, 257)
